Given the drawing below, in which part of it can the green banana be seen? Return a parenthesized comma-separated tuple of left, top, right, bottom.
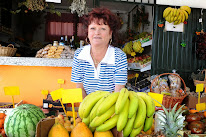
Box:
(96, 114, 119, 132)
(130, 125, 143, 137)
(82, 115, 90, 126)
(97, 92, 119, 116)
(79, 91, 105, 119)
(82, 91, 110, 118)
(90, 105, 115, 128)
(143, 116, 154, 132)
(89, 93, 110, 122)
(117, 98, 129, 131)
(89, 124, 96, 132)
(133, 96, 146, 129)
(128, 91, 139, 118)
(115, 88, 129, 114)
(136, 92, 155, 117)
(123, 111, 136, 137)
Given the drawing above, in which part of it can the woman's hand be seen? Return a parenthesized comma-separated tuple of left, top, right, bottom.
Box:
(114, 85, 125, 92)
(76, 83, 87, 98)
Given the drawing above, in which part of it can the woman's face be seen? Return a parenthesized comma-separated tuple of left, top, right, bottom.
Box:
(88, 19, 112, 47)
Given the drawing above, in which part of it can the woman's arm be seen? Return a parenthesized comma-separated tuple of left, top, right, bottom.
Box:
(76, 83, 87, 98)
(114, 84, 125, 92)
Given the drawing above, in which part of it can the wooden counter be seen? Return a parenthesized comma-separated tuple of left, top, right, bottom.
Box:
(0, 57, 76, 106)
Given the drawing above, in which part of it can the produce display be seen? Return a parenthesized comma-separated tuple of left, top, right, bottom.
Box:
(35, 44, 75, 59)
(0, 113, 6, 137)
(78, 89, 156, 137)
(4, 104, 45, 137)
(163, 6, 191, 25)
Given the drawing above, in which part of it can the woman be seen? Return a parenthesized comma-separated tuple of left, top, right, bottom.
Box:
(71, 7, 127, 98)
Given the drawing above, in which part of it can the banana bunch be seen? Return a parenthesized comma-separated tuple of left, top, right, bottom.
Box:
(122, 41, 134, 55)
(133, 41, 144, 53)
(78, 88, 156, 137)
(163, 6, 191, 25)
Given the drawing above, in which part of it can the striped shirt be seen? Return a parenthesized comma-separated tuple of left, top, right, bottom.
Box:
(71, 45, 127, 95)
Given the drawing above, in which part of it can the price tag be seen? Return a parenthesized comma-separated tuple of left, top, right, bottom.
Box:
(148, 92, 163, 107)
(135, 73, 139, 78)
(196, 103, 206, 111)
(199, 18, 202, 23)
(58, 79, 65, 84)
(196, 84, 204, 92)
(62, 88, 82, 126)
(41, 90, 48, 95)
(4, 86, 20, 95)
(62, 88, 83, 103)
(50, 88, 63, 101)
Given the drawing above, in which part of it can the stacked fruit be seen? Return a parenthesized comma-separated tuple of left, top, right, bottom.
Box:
(78, 89, 156, 137)
(0, 113, 6, 137)
(122, 41, 134, 55)
(163, 6, 191, 25)
(133, 41, 144, 53)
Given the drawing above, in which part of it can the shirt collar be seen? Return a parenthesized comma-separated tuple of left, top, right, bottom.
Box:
(77, 44, 115, 65)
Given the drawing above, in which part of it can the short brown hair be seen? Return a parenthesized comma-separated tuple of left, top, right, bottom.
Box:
(83, 7, 122, 47)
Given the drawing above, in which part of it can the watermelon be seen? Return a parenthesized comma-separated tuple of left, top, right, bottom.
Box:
(4, 104, 45, 137)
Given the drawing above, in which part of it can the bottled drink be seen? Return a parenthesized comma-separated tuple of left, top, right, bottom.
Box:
(70, 36, 75, 49)
(64, 35, 69, 46)
(59, 36, 65, 46)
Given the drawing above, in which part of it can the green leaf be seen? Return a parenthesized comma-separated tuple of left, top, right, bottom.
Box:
(55, 11, 61, 16)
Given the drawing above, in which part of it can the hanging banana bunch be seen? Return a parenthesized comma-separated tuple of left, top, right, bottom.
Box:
(163, 6, 191, 25)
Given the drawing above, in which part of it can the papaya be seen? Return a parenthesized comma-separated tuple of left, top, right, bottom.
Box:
(48, 123, 69, 137)
(94, 130, 114, 137)
(71, 122, 93, 137)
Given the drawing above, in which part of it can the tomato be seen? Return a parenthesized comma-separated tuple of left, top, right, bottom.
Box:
(186, 114, 201, 123)
(188, 121, 205, 130)
(190, 128, 204, 134)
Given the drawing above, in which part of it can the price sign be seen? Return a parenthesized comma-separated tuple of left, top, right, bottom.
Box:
(62, 88, 82, 126)
(195, 84, 205, 111)
(58, 79, 64, 84)
(4, 86, 20, 108)
(148, 92, 163, 107)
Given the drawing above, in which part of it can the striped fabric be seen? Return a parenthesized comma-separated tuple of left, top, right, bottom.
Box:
(71, 45, 127, 95)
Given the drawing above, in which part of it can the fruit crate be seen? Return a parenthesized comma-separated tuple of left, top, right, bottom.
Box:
(128, 61, 151, 70)
(0, 100, 23, 115)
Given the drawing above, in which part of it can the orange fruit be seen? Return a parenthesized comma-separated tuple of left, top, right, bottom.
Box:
(189, 109, 199, 114)
(0, 113, 6, 119)
(204, 111, 206, 118)
(0, 119, 4, 128)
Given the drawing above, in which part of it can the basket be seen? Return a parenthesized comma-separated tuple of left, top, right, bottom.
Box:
(0, 44, 17, 56)
(150, 73, 187, 108)
(193, 69, 206, 88)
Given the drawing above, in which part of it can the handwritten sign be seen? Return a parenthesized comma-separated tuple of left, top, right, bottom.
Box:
(195, 84, 205, 111)
(196, 103, 206, 111)
(148, 92, 163, 107)
(58, 79, 65, 84)
(4, 86, 20, 95)
(196, 84, 204, 92)
(50, 88, 63, 101)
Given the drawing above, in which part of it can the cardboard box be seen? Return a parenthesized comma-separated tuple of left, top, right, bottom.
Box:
(35, 118, 55, 137)
(184, 95, 206, 109)
(0, 100, 23, 115)
(35, 118, 123, 137)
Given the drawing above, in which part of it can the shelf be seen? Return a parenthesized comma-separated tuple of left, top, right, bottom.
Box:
(141, 39, 152, 47)
(128, 62, 151, 72)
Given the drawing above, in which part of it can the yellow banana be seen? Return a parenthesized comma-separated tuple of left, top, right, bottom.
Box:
(128, 91, 139, 118)
(180, 5, 191, 14)
(82, 91, 110, 118)
(96, 114, 119, 132)
(173, 8, 177, 16)
(163, 7, 172, 18)
(79, 91, 107, 119)
(136, 92, 155, 117)
(180, 12, 185, 23)
(97, 92, 119, 116)
(176, 9, 180, 17)
(130, 125, 144, 137)
(133, 96, 146, 128)
(82, 115, 90, 126)
(174, 16, 178, 22)
(89, 93, 110, 122)
(143, 116, 154, 132)
(169, 8, 174, 17)
(170, 16, 174, 22)
(117, 99, 129, 131)
(165, 15, 171, 23)
(90, 105, 115, 128)
(181, 9, 189, 20)
(115, 88, 129, 114)
(123, 111, 136, 137)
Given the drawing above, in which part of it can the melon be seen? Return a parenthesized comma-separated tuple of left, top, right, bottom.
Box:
(4, 104, 45, 137)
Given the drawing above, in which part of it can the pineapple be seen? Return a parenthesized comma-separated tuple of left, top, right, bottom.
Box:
(156, 103, 186, 137)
